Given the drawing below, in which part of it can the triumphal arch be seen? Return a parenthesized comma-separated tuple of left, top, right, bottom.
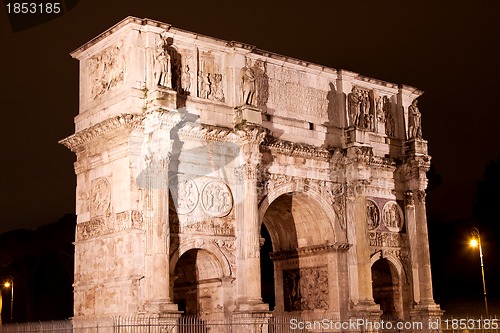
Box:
(61, 17, 442, 328)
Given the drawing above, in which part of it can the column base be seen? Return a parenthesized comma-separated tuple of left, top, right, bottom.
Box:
(237, 298, 269, 312)
(143, 299, 180, 314)
(404, 138, 428, 156)
(350, 299, 382, 320)
(410, 301, 443, 333)
(345, 127, 371, 145)
(232, 310, 272, 333)
(149, 87, 179, 111)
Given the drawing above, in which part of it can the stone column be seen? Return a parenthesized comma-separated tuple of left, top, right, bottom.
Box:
(406, 189, 442, 308)
(344, 147, 381, 319)
(142, 111, 181, 314)
(345, 181, 381, 319)
(143, 157, 178, 313)
(234, 124, 269, 313)
(404, 144, 442, 330)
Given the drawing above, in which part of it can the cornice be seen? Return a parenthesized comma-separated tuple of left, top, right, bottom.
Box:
(178, 122, 235, 142)
(264, 138, 333, 161)
(59, 114, 142, 152)
(270, 243, 351, 261)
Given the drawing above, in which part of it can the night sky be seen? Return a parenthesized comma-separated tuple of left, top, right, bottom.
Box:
(1, 0, 500, 312)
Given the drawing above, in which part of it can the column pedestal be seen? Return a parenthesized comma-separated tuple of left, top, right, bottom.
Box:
(410, 302, 444, 333)
(234, 105, 263, 126)
(232, 311, 272, 333)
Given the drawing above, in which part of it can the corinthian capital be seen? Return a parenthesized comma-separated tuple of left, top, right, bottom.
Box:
(405, 189, 426, 206)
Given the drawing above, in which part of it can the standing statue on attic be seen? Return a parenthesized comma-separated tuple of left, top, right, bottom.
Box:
(241, 60, 256, 105)
(408, 99, 422, 139)
(155, 37, 172, 88)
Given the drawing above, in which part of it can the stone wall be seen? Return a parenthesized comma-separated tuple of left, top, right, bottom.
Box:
(61, 17, 442, 328)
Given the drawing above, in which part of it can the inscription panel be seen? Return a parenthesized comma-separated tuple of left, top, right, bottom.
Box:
(265, 64, 331, 120)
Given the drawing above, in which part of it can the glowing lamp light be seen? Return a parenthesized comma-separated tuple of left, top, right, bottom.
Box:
(470, 239, 479, 247)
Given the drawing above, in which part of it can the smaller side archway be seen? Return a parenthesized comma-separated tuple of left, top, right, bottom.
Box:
(172, 248, 225, 316)
(371, 255, 406, 320)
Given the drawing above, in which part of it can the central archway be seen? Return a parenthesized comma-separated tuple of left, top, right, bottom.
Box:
(260, 191, 339, 314)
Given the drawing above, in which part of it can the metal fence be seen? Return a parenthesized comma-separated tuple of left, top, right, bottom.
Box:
(1, 315, 499, 333)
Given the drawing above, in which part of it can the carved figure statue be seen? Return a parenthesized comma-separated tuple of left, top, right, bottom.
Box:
(386, 111, 395, 137)
(182, 65, 191, 93)
(368, 114, 374, 131)
(376, 96, 385, 122)
(172, 56, 182, 92)
(198, 70, 205, 98)
(360, 91, 371, 128)
(205, 73, 212, 99)
(213, 73, 225, 102)
(366, 201, 379, 230)
(408, 99, 422, 139)
(155, 39, 172, 88)
(348, 87, 361, 126)
(241, 61, 256, 105)
(382, 96, 391, 122)
(383, 96, 395, 137)
(383, 202, 403, 231)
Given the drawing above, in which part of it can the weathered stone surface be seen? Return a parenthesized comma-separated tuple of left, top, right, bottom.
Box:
(61, 16, 441, 326)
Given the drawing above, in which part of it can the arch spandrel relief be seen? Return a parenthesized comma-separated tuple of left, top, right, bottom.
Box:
(168, 174, 199, 215)
(201, 180, 233, 217)
(366, 199, 380, 231)
(382, 201, 404, 232)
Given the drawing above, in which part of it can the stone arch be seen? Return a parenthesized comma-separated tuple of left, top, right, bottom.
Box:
(170, 238, 232, 278)
(370, 251, 405, 279)
(259, 185, 345, 314)
(258, 183, 344, 243)
(370, 254, 405, 320)
(171, 247, 227, 316)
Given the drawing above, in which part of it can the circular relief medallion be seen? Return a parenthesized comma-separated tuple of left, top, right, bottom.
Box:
(382, 201, 404, 232)
(366, 200, 380, 230)
(90, 178, 111, 217)
(169, 174, 199, 215)
(201, 180, 233, 217)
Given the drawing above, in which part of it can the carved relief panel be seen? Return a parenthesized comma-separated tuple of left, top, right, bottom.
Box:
(169, 174, 199, 215)
(169, 175, 235, 235)
(283, 266, 329, 311)
(348, 86, 373, 129)
(201, 180, 233, 217)
(366, 199, 380, 230)
(90, 177, 111, 217)
(197, 50, 225, 102)
(382, 201, 404, 232)
(88, 43, 125, 100)
(369, 231, 407, 248)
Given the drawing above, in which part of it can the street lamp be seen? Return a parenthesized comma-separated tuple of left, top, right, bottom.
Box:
(3, 277, 13, 323)
(470, 227, 489, 317)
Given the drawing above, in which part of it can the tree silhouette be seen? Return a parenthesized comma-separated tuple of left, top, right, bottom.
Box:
(0, 214, 75, 322)
(472, 156, 500, 297)
(474, 156, 500, 225)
